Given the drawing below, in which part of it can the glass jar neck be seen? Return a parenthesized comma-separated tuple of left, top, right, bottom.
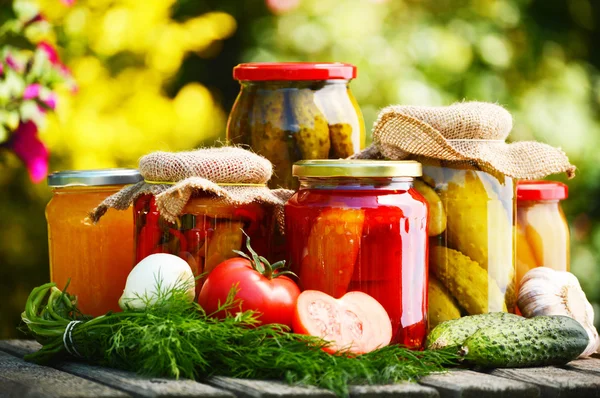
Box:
(298, 177, 414, 190)
(51, 185, 125, 194)
(240, 80, 349, 90)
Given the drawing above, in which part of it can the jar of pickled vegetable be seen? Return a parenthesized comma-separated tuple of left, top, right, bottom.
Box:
(227, 62, 366, 190)
(285, 160, 428, 348)
(421, 162, 516, 329)
(46, 169, 143, 316)
(134, 193, 275, 294)
(516, 181, 569, 285)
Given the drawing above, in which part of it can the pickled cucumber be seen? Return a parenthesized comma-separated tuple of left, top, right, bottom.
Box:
(329, 123, 355, 158)
(438, 170, 514, 293)
(414, 180, 446, 237)
(250, 90, 294, 188)
(203, 221, 244, 274)
(287, 89, 330, 160)
(430, 246, 507, 314)
(426, 312, 524, 350)
(461, 315, 589, 367)
(516, 224, 539, 285)
(428, 275, 461, 331)
(314, 86, 358, 158)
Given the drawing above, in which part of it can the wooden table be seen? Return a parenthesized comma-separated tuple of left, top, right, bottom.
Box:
(1, 339, 599, 398)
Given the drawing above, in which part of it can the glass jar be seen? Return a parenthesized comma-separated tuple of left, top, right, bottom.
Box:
(46, 169, 142, 316)
(516, 181, 569, 285)
(134, 194, 275, 294)
(285, 160, 428, 348)
(226, 62, 366, 190)
(422, 162, 516, 323)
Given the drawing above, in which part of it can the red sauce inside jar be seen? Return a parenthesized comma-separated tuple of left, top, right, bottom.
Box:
(285, 169, 429, 349)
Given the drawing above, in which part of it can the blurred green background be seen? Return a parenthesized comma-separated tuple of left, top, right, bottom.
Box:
(2, 0, 600, 337)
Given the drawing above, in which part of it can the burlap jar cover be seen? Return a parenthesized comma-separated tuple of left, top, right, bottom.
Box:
(353, 101, 576, 179)
(91, 147, 293, 224)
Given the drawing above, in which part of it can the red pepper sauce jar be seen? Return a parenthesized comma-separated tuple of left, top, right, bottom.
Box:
(134, 194, 275, 295)
(285, 160, 429, 348)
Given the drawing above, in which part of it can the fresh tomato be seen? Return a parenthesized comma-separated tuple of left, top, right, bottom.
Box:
(198, 235, 300, 328)
(292, 290, 392, 355)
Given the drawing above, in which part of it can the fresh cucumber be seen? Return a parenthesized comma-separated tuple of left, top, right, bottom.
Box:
(461, 315, 589, 368)
(426, 312, 524, 350)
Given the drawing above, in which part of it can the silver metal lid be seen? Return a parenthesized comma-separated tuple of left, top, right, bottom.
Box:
(47, 169, 143, 187)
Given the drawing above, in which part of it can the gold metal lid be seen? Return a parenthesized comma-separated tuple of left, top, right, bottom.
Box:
(292, 160, 422, 178)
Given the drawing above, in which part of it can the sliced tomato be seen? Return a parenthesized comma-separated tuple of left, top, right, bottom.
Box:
(292, 290, 392, 355)
(299, 208, 364, 298)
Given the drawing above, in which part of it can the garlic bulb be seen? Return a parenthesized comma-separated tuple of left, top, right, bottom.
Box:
(518, 267, 599, 357)
(119, 253, 195, 310)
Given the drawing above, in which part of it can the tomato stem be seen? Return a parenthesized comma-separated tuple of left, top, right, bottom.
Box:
(233, 230, 296, 280)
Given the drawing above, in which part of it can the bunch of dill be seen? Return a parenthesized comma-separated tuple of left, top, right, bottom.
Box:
(21, 282, 457, 397)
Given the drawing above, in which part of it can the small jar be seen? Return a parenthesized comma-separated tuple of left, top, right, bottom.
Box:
(226, 62, 365, 189)
(134, 194, 275, 293)
(46, 169, 142, 316)
(516, 181, 569, 285)
(285, 160, 428, 348)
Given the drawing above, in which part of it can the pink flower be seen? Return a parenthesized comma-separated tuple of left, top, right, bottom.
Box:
(38, 42, 60, 65)
(8, 121, 49, 183)
(61, 0, 75, 5)
(23, 84, 58, 110)
(5, 53, 23, 72)
(24, 84, 41, 100)
(266, 0, 301, 14)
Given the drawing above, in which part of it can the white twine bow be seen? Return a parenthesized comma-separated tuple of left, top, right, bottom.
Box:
(63, 320, 83, 358)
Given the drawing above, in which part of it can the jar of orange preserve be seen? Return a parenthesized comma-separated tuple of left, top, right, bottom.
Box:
(285, 160, 429, 349)
(516, 180, 569, 285)
(46, 169, 142, 316)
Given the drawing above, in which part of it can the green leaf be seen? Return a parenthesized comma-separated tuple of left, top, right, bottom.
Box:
(5, 69, 25, 97)
(20, 100, 45, 128)
(0, 123, 8, 144)
(27, 47, 49, 81)
(6, 110, 19, 130)
(12, 0, 39, 24)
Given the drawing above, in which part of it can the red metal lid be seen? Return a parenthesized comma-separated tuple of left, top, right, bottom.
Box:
(517, 180, 568, 201)
(233, 62, 357, 81)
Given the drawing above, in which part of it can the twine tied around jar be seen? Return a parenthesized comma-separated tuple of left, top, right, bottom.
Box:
(90, 147, 294, 224)
(352, 102, 576, 179)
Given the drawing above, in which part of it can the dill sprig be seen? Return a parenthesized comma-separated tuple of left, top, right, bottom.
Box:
(20, 282, 458, 397)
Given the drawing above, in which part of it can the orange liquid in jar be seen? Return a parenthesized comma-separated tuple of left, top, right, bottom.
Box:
(46, 186, 134, 316)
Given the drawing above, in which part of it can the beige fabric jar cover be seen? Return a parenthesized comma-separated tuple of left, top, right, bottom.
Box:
(353, 102, 575, 179)
(91, 147, 293, 223)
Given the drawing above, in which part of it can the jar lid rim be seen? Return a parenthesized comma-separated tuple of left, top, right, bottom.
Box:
(292, 160, 422, 178)
(48, 168, 143, 187)
(517, 180, 568, 201)
(233, 62, 356, 81)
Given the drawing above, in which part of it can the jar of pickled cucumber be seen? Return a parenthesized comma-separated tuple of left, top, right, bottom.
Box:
(419, 162, 516, 330)
(285, 160, 428, 348)
(516, 181, 569, 285)
(227, 62, 366, 189)
(134, 193, 275, 294)
(46, 169, 142, 316)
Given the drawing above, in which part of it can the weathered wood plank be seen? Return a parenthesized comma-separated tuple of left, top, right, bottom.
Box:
(419, 369, 539, 398)
(207, 376, 336, 398)
(0, 340, 234, 398)
(349, 382, 439, 397)
(491, 367, 600, 398)
(566, 358, 600, 376)
(0, 350, 129, 398)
